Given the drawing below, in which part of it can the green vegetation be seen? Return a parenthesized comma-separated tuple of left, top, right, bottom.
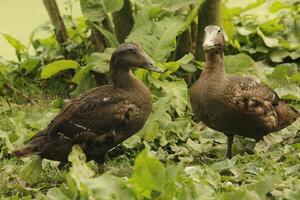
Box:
(0, 0, 299, 199)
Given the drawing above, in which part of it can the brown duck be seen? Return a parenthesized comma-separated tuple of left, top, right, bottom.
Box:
(190, 25, 299, 158)
(13, 43, 163, 167)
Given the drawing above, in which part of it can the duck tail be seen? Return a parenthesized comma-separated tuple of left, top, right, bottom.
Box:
(274, 102, 299, 131)
(12, 130, 48, 157)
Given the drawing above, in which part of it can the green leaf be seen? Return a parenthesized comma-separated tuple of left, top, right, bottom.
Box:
(259, 19, 284, 34)
(130, 150, 165, 198)
(290, 73, 300, 82)
(160, 53, 194, 72)
(47, 188, 72, 200)
(224, 53, 256, 74)
(68, 145, 95, 197)
(80, 0, 124, 22)
(19, 156, 42, 185)
(68, 146, 94, 179)
(127, 1, 202, 62)
(84, 174, 135, 200)
(257, 28, 279, 48)
(92, 24, 119, 47)
(142, 78, 188, 139)
(72, 65, 93, 85)
(269, 1, 292, 13)
(88, 48, 115, 73)
(270, 49, 290, 63)
(221, 190, 261, 200)
(41, 60, 80, 79)
(268, 63, 298, 81)
(70, 71, 96, 97)
(127, 15, 185, 62)
(252, 176, 277, 197)
(21, 58, 40, 74)
(1, 33, 26, 53)
(211, 158, 237, 173)
(162, 0, 199, 12)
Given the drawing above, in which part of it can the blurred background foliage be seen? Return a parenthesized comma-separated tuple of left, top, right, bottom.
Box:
(0, 0, 299, 199)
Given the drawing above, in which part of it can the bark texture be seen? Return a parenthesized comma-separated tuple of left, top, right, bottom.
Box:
(195, 0, 221, 61)
(42, 0, 68, 46)
(112, 0, 134, 43)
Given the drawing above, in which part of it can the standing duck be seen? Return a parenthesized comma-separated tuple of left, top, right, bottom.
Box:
(189, 25, 299, 158)
(13, 43, 163, 167)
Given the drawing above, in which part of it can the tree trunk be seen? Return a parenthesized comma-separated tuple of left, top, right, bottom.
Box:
(175, 29, 192, 60)
(195, 0, 221, 61)
(42, 0, 68, 47)
(112, 0, 134, 43)
(91, 26, 106, 52)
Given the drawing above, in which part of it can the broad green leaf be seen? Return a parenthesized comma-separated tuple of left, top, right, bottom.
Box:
(160, 53, 194, 72)
(68, 146, 94, 179)
(211, 158, 237, 173)
(268, 63, 298, 81)
(1, 33, 26, 53)
(41, 60, 80, 79)
(269, 1, 292, 13)
(47, 188, 72, 200)
(130, 150, 165, 198)
(221, 190, 261, 200)
(68, 145, 95, 197)
(87, 48, 115, 74)
(290, 73, 300, 82)
(253, 176, 277, 197)
(257, 28, 279, 48)
(181, 63, 197, 73)
(127, 15, 185, 62)
(270, 49, 290, 63)
(290, 49, 300, 60)
(72, 65, 93, 85)
(80, 0, 124, 22)
(127, 1, 202, 62)
(259, 18, 284, 34)
(92, 24, 119, 47)
(162, 0, 199, 12)
(133, 78, 188, 143)
(84, 174, 135, 200)
(70, 72, 96, 97)
(280, 94, 300, 102)
(224, 53, 256, 74)
(19, 156, 42, 185)
(21, 58, 40, 74)
(236, 27, 253, 36)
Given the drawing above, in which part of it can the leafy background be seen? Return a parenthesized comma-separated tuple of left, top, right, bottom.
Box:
(0, 0, 300, 199)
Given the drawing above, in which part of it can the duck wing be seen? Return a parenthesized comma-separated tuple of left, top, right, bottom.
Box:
(229, 75, 280, 130)
(45, 86, 137, 140)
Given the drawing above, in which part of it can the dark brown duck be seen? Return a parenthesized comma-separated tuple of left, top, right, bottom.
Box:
(13, 43, 163, 166)
(190, 25, 299, 158)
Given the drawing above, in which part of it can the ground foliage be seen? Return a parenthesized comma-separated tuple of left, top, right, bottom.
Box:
(0, 0, 300, 199)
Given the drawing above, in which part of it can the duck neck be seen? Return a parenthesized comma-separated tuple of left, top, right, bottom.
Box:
(111, 67, 138, 88)
(203, 50, 225, 77)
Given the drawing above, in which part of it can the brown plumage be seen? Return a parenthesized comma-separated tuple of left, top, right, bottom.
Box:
(13, 43, 163, 165)
(189, 25, 299, 158)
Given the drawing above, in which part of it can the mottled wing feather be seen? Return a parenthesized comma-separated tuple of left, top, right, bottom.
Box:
(46, 86, 137, 139)
(229, 75, 279, 129)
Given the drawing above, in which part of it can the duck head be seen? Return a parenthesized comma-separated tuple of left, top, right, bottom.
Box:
(203, 25, 225, 52)
(110, 43, 163, 73)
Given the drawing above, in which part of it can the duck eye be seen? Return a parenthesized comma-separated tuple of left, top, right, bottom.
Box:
(128, 48, 134, 52)
(218, 29, 221, 33)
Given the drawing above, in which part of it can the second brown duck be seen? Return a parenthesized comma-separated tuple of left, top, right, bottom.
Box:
(190, 25, 299, 158)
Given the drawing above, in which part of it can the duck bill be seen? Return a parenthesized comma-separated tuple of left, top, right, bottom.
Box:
(143, 63, 164, 73)
(203, 33, 216, 50)
(138, 51, 163, 73)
